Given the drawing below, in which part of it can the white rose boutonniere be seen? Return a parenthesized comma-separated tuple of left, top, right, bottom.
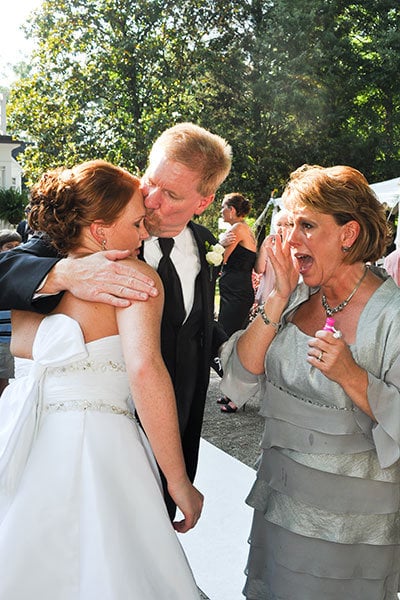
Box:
(206, 242, 225, 266)
(205, 242, 225, 280)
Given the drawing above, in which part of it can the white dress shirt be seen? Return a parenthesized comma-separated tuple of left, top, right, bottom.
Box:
(144, 227, 201, 320)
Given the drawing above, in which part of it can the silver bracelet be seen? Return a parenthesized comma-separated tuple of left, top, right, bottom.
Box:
(257, 302, 280, 332)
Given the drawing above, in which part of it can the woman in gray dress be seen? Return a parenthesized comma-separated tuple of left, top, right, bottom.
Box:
(220, 164, 400, 599)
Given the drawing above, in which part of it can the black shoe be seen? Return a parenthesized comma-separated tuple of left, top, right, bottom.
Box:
(220, 401, 246, 413)
(216, 396, 230, 405)
(221, 402, 238, 413)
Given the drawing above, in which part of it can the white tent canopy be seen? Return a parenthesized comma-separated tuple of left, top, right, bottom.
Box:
(370, 177, 400, 209)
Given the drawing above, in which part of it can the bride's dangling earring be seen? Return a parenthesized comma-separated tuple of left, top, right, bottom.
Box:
(102, 239, 107, 251)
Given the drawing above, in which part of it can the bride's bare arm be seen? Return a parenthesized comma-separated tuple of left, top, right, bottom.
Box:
(10, 310, 44, 359)
(116, 263, 203, 532)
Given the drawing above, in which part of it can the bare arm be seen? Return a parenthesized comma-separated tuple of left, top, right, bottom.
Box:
(116, 264, 203, 532)
(10, 310, 44, 358)
(254, 238, 269, 274)
(42, 250, 159, 307)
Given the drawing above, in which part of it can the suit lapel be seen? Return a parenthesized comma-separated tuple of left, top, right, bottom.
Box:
(188, 221, 216, 343)
(188, 221, 211, 290)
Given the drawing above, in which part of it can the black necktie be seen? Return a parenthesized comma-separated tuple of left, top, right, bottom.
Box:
(157, 238, 185, 326)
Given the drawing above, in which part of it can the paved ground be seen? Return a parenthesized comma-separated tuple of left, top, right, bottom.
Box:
(201, 369, 264, 469)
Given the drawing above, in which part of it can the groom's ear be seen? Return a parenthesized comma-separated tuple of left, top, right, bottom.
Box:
(194, 194, 215, 216)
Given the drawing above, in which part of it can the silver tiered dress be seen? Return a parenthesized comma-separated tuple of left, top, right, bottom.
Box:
(0, 314, 200, 600)
(221, 271, 400, 600)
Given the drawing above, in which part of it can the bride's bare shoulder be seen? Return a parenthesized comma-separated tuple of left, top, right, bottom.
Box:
(121, 257, 162, 287)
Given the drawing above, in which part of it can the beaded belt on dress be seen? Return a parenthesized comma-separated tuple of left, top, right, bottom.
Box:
(44, 399, 135, 421)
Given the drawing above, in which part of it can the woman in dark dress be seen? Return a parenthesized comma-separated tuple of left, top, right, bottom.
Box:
(217, 193, 256, 412)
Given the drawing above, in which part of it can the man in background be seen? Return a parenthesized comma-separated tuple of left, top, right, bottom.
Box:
(0, 229, 22, 395)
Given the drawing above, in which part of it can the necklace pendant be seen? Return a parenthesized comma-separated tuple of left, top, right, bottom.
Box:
(321, 265, 368, 318)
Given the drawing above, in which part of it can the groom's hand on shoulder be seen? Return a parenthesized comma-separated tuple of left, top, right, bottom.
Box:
(40, 250, 159, 307)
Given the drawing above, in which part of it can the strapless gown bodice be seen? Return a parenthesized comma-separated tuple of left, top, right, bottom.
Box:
(0, 314, 200, 599)
(41, 334, 132, 415)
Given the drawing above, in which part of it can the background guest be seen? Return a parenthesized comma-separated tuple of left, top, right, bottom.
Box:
(217, 192, 256, 413)
(0, 229, 21, 395)
(384, 246, 400, 285)
(0, 229, 22, 252)
(253, 209, 292, 304)
(16, 207, 34, 243)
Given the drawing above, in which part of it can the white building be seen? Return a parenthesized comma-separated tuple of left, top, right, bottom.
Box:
(0, 92, 23, 192)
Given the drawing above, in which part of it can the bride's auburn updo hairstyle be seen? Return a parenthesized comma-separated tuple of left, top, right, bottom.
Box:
(28, 159, 140, 255)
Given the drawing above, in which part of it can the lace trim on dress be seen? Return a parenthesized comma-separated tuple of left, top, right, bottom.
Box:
(51, 359, 126, 375)
(44, 399, 135, 420)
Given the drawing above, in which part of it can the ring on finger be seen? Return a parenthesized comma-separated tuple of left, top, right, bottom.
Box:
(317, 350, 324, 361)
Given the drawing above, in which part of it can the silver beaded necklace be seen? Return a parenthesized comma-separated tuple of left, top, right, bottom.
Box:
(321, 265, 368, 317)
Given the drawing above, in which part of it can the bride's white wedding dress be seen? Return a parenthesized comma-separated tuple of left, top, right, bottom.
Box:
(0, 314, 200, 599)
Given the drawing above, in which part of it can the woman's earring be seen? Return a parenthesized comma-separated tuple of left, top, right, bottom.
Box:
(102, 239, 107, 251)
(342, 245, 351, 252)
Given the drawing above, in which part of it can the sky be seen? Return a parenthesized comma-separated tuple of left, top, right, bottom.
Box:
(0, 0, 43, 87)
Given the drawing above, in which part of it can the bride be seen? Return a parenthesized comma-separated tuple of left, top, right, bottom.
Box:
(0, 159, 203, 599)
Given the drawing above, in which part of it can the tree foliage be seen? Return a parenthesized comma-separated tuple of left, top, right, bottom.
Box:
(5, 0, 400, 231)
(0, 188, 28, 225)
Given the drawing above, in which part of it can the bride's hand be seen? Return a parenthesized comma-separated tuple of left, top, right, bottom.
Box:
(168, 479, 204, 533)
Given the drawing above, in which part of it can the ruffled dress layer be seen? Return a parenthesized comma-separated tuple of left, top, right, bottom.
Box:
(220, 273, 400, 599)
(0, 314, 199, 600)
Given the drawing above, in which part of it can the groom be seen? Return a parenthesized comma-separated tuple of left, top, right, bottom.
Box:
(0, 123, 231, 519)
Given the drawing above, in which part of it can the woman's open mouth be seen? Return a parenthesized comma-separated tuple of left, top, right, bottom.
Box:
(294, 253, 313, 275)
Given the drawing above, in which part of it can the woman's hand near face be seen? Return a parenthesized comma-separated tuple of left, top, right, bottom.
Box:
(265, 234, 299, 301)
(236, 234, 298, 376)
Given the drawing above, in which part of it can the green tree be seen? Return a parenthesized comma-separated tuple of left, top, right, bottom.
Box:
(5, 0, 400, 226)
(219, 1, 399, 190)
(7, 0, 233, 186)
(0, 188, 28, 225)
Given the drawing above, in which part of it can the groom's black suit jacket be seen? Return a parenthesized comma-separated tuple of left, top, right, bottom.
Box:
(0, 223, 227, 501)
